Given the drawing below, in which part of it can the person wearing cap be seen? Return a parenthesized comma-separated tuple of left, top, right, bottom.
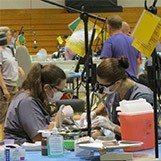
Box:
(0, 28, 24, 131)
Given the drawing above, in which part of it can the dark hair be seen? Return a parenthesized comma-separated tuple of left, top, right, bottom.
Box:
(108, 15, 122, 30)
(21, 63, 66, 113)
(97, 57, 129, 83)
(63, 34, 69, 39)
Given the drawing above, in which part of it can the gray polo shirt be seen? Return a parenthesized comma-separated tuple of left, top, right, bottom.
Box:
(0, 47, 19, 86)
(4, 90, 50, 144)
(105, 83, 154, 140)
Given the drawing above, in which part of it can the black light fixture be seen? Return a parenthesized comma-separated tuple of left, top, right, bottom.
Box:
(65, 0, 123, 13)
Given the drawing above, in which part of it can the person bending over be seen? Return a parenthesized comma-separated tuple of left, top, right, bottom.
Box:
(82, 57, 154, 140)
(4, 63, 67, 144)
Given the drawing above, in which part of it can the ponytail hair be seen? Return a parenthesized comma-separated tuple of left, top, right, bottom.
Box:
(21, 63, 66, 112)
(22, 63, 43, 99)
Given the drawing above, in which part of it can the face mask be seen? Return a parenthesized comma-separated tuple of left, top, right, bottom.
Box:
(47, 86, 64, 103)
(52, 91, 64, 102)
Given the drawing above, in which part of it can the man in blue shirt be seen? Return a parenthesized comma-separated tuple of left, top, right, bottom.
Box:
(100, 15, 140, 80)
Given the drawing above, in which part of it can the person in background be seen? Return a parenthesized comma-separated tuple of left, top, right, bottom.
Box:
(0, 27, 25, 89)
(10, 29, 18, 49)
(100, 15, 140, 81)
(121, 21, 143, 78)
(64, 46, 76, 60)
(121, 21, 131, 35)
(53, 34, 76, 60)
(0, 30, 24, 133)
(4, 63, 67, 144)
(81, 57, 154, 139)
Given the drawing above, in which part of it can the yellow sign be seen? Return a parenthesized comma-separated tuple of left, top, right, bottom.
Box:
(132, 10, 161, 57)
(133, 38, 156, 58)
(66, 20, 102, 57)
(56, 36, 64, 45)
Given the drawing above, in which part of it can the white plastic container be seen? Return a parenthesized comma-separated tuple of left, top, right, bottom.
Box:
(117, 98, 153, 114)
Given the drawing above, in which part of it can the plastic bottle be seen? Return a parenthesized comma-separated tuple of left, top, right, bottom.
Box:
(41, 131, 50, 156)
(48, 127, 64, 157)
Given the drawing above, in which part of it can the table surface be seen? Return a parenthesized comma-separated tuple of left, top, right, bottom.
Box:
(26, 151, 86, 161)
(25, 144, 161, 161)
(31, 57, 101, 73)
